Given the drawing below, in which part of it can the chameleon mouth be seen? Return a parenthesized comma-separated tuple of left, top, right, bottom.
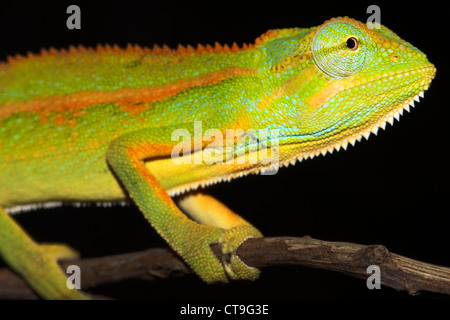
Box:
(275, 65, 437, 168)
(295, 89, 427, 157)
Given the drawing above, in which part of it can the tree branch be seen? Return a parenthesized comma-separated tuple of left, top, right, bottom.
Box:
(1, 236, 449, 299)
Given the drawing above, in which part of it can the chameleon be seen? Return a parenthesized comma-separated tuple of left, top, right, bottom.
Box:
(0, 17, 436, 299)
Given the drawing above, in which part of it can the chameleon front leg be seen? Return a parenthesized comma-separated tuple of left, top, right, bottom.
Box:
(0, 207, 88, 299)
(106, 126, 262, 283)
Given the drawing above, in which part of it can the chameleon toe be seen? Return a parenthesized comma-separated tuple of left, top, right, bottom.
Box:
(219, 225, 263, 281)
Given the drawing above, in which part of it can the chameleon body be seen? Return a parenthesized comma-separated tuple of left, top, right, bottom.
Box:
(0, 17, 436, 299)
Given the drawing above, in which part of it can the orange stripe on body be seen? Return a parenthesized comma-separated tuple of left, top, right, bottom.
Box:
(0, 67, 257, 121)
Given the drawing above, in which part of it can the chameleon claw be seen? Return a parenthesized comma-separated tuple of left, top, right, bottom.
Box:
(218, 225, 262, 281)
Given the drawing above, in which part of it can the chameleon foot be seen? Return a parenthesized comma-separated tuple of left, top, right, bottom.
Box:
(0, 208, 89, 300)
(218, 225, 262, 281)
(22, 243, 89, 300)
(173, 222, 262, 284)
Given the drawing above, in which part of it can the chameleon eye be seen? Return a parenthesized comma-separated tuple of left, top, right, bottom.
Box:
(312, 20, 374, 78)
(346, 37, 359, 51)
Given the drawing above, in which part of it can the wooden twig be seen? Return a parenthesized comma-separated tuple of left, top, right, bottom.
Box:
(235, 236, 450, 295)
(0, 248, 190, 299)
(0, 236, 449, 299)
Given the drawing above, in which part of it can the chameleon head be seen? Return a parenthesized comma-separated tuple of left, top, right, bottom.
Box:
(269, 17, 436, 160)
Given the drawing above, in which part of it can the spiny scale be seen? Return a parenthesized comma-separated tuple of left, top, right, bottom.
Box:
(3, 26, 298, 65)
(4, 39, 256, 64)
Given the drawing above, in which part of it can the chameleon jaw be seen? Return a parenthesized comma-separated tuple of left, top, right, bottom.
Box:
(279, 89, 429, 167)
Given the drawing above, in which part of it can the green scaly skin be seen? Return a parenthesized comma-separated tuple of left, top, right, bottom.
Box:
(0, 17, 436, 299)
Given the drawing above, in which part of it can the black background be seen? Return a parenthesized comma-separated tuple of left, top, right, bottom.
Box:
(0, 0, 449, 302)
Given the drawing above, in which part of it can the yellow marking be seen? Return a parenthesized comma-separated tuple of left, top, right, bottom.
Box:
(258, 65, 317, 111)
(178, 193, 250, 229)
(283, 65, 317, 95)
(307, 80, 344, 108)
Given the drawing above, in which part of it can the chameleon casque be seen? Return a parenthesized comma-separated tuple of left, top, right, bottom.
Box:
(0, 17, 436, 299)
